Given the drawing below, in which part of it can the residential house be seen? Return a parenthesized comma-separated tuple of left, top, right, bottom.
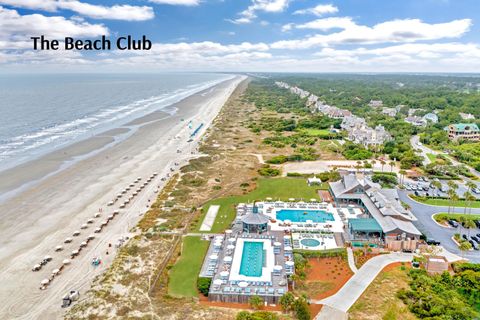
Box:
(445, 123, 480, 141)
(405, 116, 427, 126)
(382, 107, 397, 117)
(459, 112, 476, 120)
(368, 100, 383, 108)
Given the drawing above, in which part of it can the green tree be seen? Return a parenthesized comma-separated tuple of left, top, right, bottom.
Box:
(249, 295, 263, 310)
(279, 292, 295, 313)
(463, 219, 476, 237)
(459, 241, 472, 259)
(294, 298, 311, 320)
(196, 277, 212, 296)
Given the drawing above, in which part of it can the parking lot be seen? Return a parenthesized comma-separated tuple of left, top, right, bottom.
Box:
(398, 190, 480, 263)
(403, 178, 480, 199)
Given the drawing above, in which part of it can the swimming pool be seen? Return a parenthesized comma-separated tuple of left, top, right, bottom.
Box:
(300, 239, 321, 247)
(276, 209, 334, 223)
(239, 242, 265, 277)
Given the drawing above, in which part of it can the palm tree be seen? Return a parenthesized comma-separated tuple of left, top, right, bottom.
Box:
(465, 192, 476, 215)
(389, 161, 395, 173)
(466, 181, 476, 193)
(431, 180, 441, 191)
(451, 192, 459, 215)
(447, 190, 455, 215)
(463, 218, 476, 237)
(463, 191, 473, 215)
(399, 169, 407, 186)
(459, 241, 472, 259)
(380, 160, 386, 172)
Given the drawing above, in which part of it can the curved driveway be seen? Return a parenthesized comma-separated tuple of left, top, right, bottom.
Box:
(398, 190, 480, 262)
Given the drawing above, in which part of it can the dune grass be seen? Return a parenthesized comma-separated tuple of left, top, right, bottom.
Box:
(168, 236, 210, 297)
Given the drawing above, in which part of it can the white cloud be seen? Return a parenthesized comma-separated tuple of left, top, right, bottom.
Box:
(148, 0, 200, 5)
(293, 4, 338, 17)
(292, 17, 356, 31)
(273, 18, 472, 49)
(0, 6, 108, 49)
(229, 0, 289, 24)
(0, 0, 154, 21)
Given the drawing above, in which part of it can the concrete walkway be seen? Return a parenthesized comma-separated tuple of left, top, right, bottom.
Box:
(346, 247, 358, 273)
(199, 205, 219, 231)
(313, 252, 413, 319)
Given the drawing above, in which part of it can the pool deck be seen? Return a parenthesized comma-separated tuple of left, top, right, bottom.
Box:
(202, 230, 291, 304)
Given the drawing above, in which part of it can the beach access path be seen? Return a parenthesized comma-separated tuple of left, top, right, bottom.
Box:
(0, 75, 246, 320)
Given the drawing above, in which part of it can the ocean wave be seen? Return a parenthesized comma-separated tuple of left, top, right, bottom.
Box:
(0, 75, 232, 164)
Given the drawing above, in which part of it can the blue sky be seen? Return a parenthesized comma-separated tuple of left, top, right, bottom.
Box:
(1, 0, 480, 72)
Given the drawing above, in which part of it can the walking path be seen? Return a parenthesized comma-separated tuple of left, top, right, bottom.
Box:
(313, 252, 413, 319)
(346, 248, 358, 273)
(199, 205, 220, 231)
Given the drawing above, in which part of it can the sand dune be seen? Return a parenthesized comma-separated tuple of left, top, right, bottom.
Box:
(0, 75, 245, 320)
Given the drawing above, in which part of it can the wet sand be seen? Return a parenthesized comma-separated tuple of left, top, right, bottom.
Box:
(0, 75, 246, 320)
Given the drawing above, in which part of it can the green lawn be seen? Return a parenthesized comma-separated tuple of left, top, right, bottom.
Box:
(411, 196, 480, 208)
(434, 213, 480, 223)
(192, 177, 321, 233)
(168, 236, 210, 297)
(301, 128, 332, 136)
(426, 153, 437, 162)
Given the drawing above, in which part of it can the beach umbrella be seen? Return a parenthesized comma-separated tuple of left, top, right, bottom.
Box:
(32, 264, 41, 271)
(113, 210, 119, 215)
(227, 245, 235, 250)
(209, 254, 218, 260)
(284, 246, 293, 251)
(153, 172, 158, 176)
(41, 279, 50, 285)
(80, 224, 88, 229)
(108, 214, 114, 220)
(94, 227, 102, 233)
(117, 194, 122, 198)
(213, 279, 223, 285)
(63, 259, 71, 265)
(220, 271, 229, 278)
(228, 238, 236, 243)
(223, 256, 233, 263)
(44, 255, 52, 261)
(107, 201, 114, 206)
(94, 213, 101, 218)
(285, 261, 294, 267)
(238, 281, 249, 288)
(64, 237, 73, 243)
(101, 221, 108, 226)
(55, 245, 63, 251)
(71, 249, 79, 255)
(87, 219, 94, 224)
(273, 242, 281, 247)
(52, 268, 60, 275)
(87, 234, 95, 240)
(273, 265, 283, 271)
(80, 241, 87, 247)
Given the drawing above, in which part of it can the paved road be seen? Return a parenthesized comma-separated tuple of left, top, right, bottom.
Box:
(411, 135, 480, 181)
(398, 190, 480, 262)
(346, 247, 358, 274)
(313, 252, 414, 319)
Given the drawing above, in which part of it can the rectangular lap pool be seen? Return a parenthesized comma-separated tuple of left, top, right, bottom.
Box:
(276, 209, 334, 223)
(239, 242, 265, 277)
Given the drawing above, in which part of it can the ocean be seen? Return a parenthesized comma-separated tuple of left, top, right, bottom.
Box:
(0, 73, 232, 171)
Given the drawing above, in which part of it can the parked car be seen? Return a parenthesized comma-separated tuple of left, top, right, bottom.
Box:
(469, 240, 479, 250)
(449, 220, 459, 228)
(473, 188, 480, 194)
(474, 220, 480, 228)
(471, 236, 480, 243)
(462, 234, 468, 240)
(426, 239, 441, 245)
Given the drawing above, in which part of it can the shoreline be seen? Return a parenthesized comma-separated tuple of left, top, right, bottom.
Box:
(0, 75, 246, 319)
(0, 76, 234, 203)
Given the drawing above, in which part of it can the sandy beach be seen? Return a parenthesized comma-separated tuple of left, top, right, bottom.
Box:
(0, 75, 246, 320)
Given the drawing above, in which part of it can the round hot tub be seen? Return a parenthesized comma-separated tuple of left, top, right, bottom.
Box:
(300, 239, 320, 247)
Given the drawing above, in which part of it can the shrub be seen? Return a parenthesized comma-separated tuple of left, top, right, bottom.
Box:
(258, 165, 280, 177)
(197, 277, 211, 296)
